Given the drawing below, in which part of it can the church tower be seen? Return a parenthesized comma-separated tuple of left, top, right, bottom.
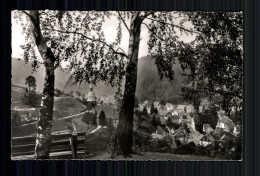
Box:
(86, 85, 97, 111)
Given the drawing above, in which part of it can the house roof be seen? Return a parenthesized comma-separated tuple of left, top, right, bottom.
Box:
(225, 119, 235, 129)
(153, 101, 160, 106)
(219, 116, 235, 129)
(156, 126, 167, 135)
(159, 110, 171, 117)
(143, 100, 150, 105)
(219, 116, 229, 123)
(203, 124, 212, 131)
(185, 105, 194, 111)
(181, 113, 189, 120)
(170, 115, 181, 121)
(177, 105, 185, 110)
(172, 111, 179, 116)
(165, 103, 174, 108)
(212, 127, 225, 139)
(220, 134, 233, 142)
(172, 128, 186, 137)
(200, 134, 215, 142)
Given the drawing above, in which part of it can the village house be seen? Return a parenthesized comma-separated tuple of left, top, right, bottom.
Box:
(203, 124, 214, 134)
(139, 100, 152, 114)
(159, 110, 173, 120)
(233, 125, 241, 136)
(199, 133, 215, 147)
(216, 116, 235, 133)
(187, 128, 204, 145)
(152, 126, 168, 139)
(212, 127, 225, 140)
(176, 105, 185, 112)
(172, 125, 188, 145)
(13, 108, 39, 122)
(157, 104, 166, 112)
(170, 115, 182, 124)
(172, 110, 179, 116)
(214, 131, 237, 150)
(179, 112, 192, 123)
(185, 105, 194, 113)
(165, 103, 174, 111)
(153, 101, 160, 109)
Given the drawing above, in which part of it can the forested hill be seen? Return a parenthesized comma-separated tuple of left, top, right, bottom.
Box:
(11, 58, 71, 92)
(136, 56, 184, 103)
(12, 57, 184, 102)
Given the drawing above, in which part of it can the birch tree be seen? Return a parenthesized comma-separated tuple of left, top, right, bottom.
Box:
(14, 10, 199, 158)
(13, 10, 111, 159)
(67, 11, 197, 157)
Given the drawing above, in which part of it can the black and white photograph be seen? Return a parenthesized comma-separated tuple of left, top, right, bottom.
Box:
(11, 11, 242, 160)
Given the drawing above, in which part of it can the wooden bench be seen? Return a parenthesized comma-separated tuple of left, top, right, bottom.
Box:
(11, 132, 86, 160)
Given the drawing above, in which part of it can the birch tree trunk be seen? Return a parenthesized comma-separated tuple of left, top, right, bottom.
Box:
(34, 47, 55, 159)
(113, 13, 142, 156)
(28, 11, 56, 159)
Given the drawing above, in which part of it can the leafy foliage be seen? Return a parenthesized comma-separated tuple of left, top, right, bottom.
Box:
(98, 110, 107, 126)
(11, 110, 22, 132)
(192, 105, 219, 133)
(178, 12, 243, 119)
(25, 75, 36, 93)
(21, 90, 41, 107)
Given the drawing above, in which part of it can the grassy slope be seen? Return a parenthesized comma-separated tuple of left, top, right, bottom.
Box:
(11, 85, 32, 108)
(11, 85, 87, 137)
(53, 97, 86, 119)
(12, 85, 86, 117)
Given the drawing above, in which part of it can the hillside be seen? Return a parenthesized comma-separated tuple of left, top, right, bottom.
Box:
(11, 85, 86, 119)
(53, 97, 86, 119)
(11, 58, 71, 92)
(11, 84, 41, 108)
(12, 56, 184, 102)
(136, 57, 184, 103)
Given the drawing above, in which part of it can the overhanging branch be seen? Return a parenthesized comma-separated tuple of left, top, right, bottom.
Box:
(142, 22, 164, 41)
(45, 28, 128, 58)
(146, 17, 200, 35)
(117, 12, 130, 33)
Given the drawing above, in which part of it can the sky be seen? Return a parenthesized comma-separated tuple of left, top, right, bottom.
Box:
(11, 11, 196, 63)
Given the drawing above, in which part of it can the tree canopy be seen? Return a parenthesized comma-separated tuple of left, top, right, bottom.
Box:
(178, 12, 243, 117)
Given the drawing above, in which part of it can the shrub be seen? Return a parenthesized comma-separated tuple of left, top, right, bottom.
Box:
(11, 110, 22, 132)
(174, 142, 197, 155)
(98, 110, 107, 126)
(133, 130, 152, 152)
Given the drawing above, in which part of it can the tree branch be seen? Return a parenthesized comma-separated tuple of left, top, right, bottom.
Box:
(21, 10, 37, 26)
(142, 11, 154, 19)
(45, 28, 128, 58)
(142, 22, 165, 41)
(146, 17, 200, 34)
(117, 12, 130, 33)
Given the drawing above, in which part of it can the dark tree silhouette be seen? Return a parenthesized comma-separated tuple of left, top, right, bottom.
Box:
(11, 110, 22, 133)
(25, 75, 36, 94)
(98, 110, 107, 126)
(178, 12, 242, 118)
(150, 102, 156, 115)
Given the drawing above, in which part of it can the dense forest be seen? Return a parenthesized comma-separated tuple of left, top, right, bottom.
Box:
(136, 57, 184, 104)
